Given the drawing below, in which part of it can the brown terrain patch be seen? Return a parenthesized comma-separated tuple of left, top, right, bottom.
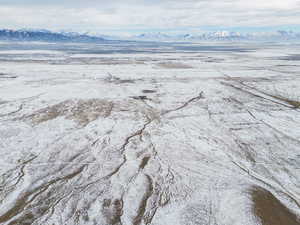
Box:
(114, 79, 135, 84)
(25, 99, 113, 126)
(0, 166, 85, 224)
(142, 90, 156, 94)
(251, 187, 300, 225)
(270, 95, 300, 108)
(156, 62, 194, 69)
(102, 198, 123, 225)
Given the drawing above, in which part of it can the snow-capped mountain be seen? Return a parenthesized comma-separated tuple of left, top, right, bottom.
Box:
(179, 31, 245, 41)
(0, 29, 106, 43)
(128, 30, 300, 42)
(127, 31, 246, 41)
(1, 28, 300, 43)
(132, 32, 173, 41)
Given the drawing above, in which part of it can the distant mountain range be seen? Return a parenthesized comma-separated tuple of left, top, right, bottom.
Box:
(0, 29, 106, 43)
(130, 30, 300, 42)
(1, 29, 300, 43)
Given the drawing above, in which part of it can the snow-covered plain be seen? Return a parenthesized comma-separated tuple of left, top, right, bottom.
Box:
(0, 41, 299, 225)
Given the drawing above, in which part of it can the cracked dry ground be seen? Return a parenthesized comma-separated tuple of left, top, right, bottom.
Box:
(0, 54, 300, 224)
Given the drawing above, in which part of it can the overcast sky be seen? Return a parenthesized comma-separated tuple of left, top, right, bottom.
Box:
(0, 0, 300, 34)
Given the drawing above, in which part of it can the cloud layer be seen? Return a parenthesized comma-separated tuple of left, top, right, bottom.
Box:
(0, 0, 299, 33)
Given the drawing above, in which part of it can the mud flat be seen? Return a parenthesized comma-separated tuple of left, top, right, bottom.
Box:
(0, 42, 300, 225)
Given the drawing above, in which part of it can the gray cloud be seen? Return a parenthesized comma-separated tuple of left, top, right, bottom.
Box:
(0, 0, 299, 33)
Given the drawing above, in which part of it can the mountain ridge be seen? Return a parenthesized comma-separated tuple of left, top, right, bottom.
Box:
(1, 29, 300, 43)
(0, 29, 106, 43)
(130, 30, 300, 41)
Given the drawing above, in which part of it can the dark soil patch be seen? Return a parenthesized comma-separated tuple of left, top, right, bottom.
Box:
(251, 187, 300, 225)
(25, 99, 113, 126)
(142, 90, 156, 94)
